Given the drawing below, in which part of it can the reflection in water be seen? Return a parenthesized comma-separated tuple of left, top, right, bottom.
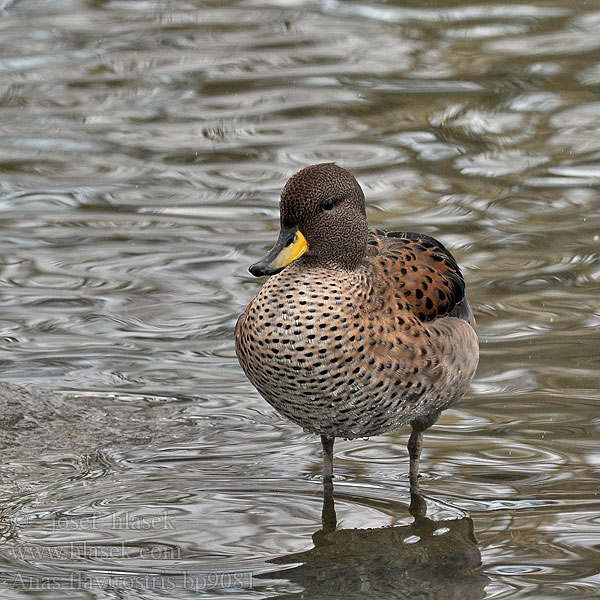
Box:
(262, 486, 488, 600)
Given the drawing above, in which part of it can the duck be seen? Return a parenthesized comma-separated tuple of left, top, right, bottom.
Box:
(235, 163, 478, 494)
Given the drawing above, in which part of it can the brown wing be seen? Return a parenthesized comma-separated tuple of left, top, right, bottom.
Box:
(366, 229, 474, 324)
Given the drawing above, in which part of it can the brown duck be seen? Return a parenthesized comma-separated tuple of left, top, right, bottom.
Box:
(235, 163, 478, 493)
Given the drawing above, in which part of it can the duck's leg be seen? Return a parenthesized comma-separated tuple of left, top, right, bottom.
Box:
(407, 411, 440, 494)
(407, 427, 423, 494)
(321, 434, 335, 495)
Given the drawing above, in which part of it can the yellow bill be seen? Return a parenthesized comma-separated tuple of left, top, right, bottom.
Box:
(249, 226, 308, 277)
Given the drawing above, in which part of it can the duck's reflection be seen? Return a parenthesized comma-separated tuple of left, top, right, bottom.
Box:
(263, 487, 489, 600)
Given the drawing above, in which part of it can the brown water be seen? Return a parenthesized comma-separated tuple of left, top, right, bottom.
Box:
(0, 0, 598, 598)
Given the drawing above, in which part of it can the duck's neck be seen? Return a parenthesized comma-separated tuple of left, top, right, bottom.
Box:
(305, 234, 368, 271)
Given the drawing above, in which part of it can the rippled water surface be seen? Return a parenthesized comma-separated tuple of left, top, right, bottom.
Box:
(0, 0, 598, 598)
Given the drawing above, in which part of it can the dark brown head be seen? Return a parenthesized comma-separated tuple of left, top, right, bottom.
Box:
(249, 163, 369, 276)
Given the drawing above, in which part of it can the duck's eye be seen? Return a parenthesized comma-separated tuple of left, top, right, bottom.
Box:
(320, 198, 335, 211)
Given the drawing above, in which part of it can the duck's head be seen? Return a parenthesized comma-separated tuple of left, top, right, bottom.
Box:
(249, 163, 368, 277)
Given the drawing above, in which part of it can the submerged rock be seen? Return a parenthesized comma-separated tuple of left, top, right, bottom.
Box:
(0, 382, 175, 461)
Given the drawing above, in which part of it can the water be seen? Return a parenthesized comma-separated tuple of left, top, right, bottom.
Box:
(0, 0, 598, 598)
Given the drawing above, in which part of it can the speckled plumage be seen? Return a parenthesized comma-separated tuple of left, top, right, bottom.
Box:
(235, 163, 478, 491)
